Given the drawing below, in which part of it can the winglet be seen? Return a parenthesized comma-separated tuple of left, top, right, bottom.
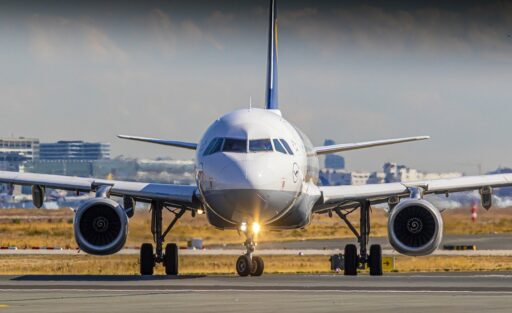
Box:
(117, 135, 197, 150)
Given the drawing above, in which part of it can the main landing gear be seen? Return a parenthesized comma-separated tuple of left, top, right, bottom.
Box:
(140, 201, 185, 275)
(236, 225, 264, 277)
(334, 200, 383, 276)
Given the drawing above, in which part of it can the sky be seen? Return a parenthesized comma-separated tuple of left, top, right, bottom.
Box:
(0, 0, 511, 174)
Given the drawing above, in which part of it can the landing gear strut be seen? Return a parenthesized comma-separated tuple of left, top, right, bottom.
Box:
(236, 227, 264, 277)
(140, 201, 185, 275)
(334, 200, 383, 276)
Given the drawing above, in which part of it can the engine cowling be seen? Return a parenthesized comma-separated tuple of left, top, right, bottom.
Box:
(388, 199, 443, 256)
(74, 198, 128, 255)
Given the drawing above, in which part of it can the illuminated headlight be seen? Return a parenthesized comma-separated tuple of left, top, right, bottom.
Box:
(240, 222, 248, 232)
(252, 222, 261, 234)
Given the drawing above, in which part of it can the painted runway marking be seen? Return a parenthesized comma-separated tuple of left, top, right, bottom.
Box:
(0, 289, 512, 294)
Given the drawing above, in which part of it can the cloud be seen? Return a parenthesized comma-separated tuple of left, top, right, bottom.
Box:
(147, 9, 177, 54)
(27, 15, 127, 63)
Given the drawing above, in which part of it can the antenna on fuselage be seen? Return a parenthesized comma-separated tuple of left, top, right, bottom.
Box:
(249, 96, 252, 110)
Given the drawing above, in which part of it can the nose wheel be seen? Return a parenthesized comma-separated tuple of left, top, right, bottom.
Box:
(236, 230, 264, 277)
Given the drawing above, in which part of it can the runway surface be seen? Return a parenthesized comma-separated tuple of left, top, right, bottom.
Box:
(212, 233, 512, 250)
(0, 273, 511, 312)
(3, 234, 512, 256)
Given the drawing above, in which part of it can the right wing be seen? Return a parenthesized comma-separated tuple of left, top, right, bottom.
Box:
(0, 171, 200, 208)
(118, 135, 197, 150)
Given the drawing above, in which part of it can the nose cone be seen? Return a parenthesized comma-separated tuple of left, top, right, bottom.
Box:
(200, 154, 300, 224)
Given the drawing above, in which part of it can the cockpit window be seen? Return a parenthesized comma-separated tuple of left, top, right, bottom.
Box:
(273, 139, 287, 154)
(280, 139, 294, 155)
(203, 138, 223, 156)
(223, 138, 247, 153)
(249, 139, 273, 152)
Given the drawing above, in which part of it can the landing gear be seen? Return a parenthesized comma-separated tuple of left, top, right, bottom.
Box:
(343, 244, 358, 276)
(236, 255, 252, 277)
(236, 226, 264, 277)
(334, 200, 383, 276)
(139, 201, 186, 276)
(251, 256, 265, 277)
(369, 244, 383, 276)
(140, 243, 155, 275)
(164, 243, 179, 275)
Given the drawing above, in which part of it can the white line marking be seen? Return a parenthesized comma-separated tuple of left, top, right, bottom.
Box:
(0, 289, 511, 294)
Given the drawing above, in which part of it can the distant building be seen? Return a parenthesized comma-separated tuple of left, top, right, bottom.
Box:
(0, 137, 39, 171)
(319, 169, 370, 186)
(21, 160, 95, 177)
(39, 141, 110, 160)
(323, 139, 345, 169)
(384, 162, 462, 183)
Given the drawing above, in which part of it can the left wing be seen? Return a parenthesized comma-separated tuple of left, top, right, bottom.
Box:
(314, 136, 429, 155)
(315, 173, 512, 212)
(0, 171, 200, 208)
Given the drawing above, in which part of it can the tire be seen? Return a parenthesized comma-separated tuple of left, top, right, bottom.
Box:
(140, 243, 154, 276)
(236, 255, 252, 277)
(250, 256, 264, 277)
(369, 244, 383, 276)
(164, 243, 179, 275)
(344, 244, 358, 276)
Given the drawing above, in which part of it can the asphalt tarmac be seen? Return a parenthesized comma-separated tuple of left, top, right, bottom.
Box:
(212, 233, 512, 250)
(0, 273, 511, 313)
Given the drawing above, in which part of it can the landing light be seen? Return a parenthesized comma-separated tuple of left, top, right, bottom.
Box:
(252, 222, 261, 234)
(197, 209, 204, 215)
(240, 222, 248, 232)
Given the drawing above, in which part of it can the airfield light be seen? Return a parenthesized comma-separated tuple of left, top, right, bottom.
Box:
(252, 222, 261, 234)
(240, 222, 248, 232)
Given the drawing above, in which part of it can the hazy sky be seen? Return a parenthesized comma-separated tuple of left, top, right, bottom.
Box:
(1, 0, 511, 174)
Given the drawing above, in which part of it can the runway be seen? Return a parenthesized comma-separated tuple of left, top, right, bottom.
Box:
(212, 233, 512, 250)
(0, 273, 511, 312)
(2, 234, 512, 256)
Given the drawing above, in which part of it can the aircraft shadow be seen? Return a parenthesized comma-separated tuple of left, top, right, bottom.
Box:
(11, 274, 206, 282)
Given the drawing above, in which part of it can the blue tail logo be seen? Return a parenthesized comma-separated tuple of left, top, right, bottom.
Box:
(265, 0, 279, 110)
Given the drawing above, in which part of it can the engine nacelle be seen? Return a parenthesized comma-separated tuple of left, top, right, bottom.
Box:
(388, 199, 443, 256)
(74, 198, 128, 255)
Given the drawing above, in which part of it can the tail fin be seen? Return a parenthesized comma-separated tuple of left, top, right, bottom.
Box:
(265, 0, 279, 110)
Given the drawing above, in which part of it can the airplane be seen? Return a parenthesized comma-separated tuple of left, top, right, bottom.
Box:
(0, 0, 510, 277)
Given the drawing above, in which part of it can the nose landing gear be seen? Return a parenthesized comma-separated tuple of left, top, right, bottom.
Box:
(236, 227, 264, 277)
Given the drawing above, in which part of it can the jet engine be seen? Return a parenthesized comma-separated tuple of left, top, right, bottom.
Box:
(388, 199, 443, 256)
(74, 198, 128, 255)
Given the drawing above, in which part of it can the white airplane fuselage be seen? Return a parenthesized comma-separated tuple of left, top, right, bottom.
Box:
(196, 108, 321, 230)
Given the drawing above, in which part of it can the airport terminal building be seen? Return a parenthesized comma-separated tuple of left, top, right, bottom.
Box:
(39, 141, 110, 160)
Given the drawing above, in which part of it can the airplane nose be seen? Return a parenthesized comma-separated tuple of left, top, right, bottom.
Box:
(200, 154, 300, 224)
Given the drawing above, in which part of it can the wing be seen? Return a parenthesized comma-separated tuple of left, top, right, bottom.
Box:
(314, 136, 429, 155)
(117, 135, 197, 150)
(314, 173, 512, 212)
(0, 171, 200, 208)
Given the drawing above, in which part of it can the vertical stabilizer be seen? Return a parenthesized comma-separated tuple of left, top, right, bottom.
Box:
(265, 0, 279, 110)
